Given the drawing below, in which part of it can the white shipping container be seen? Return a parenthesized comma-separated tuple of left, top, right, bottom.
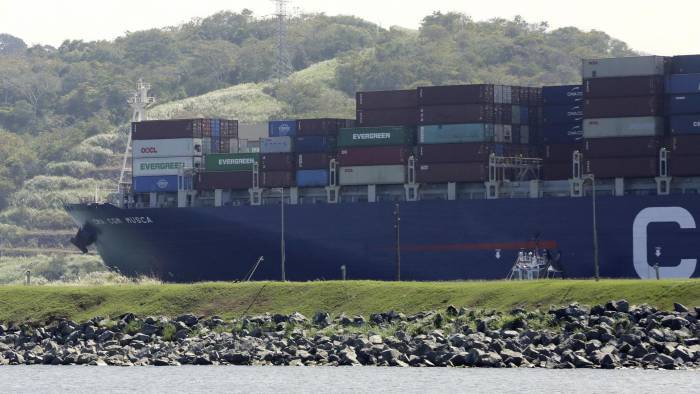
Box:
(260, 136, 293, 153)
(495, 124, 512, 143)
(493, 85, 512, 104)
(339, 165, 406, 186)
(583, 117, 664, 139)
(133, 139, 202, 158)
(582, 56, 667, 79)
(132, 156, 200, 176)
(229, 138, 240, 154)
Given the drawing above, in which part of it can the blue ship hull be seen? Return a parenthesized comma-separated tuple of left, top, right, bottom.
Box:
(65, 195, 700, 282)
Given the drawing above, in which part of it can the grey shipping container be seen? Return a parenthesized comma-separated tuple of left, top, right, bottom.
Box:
(584, 96, 664, 118)
(416, 162, 488, 183)
(584, 157, 657, 178)
(583, 117, 664, 138)
(260, 136, 293, 153)
(583, 137, 662, 159)
(356, 90, 418, 110)
(338, 165, 406, 185)
(583, 76, 665, 98)
(582, 56, 667, 79)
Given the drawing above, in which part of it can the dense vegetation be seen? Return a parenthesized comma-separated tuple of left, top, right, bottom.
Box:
(0, 10, 635, 279)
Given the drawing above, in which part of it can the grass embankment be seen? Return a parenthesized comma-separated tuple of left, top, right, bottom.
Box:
(1, 280, 699, 323)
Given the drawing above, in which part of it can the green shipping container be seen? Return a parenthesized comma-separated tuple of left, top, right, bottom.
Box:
(337, 126, 414, 147)
(419, 124, 495, 144)
(205, 153, 259, 172)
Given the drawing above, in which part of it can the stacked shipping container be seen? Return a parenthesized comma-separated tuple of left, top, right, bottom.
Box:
(196, 152, 258, 190)
(666, 55, 700, 175)
(141, 55, 700, 196)
(131, 120, 231, 193)
(540, 85, 583, 180)
(415, 84, 538, 183)
(582, 56, 667, 178)
(336, 126, 414, 185)
(356, 90, 418, 127)
(293, 119, 353, 187)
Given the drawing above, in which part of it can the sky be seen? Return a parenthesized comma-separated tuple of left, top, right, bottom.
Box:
(0, 0, 698, 56)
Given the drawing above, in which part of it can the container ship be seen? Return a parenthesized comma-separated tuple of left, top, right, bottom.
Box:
(66, 55, 700, 282)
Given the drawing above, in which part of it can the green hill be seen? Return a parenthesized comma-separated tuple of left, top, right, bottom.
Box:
(149, 59, 355, 122)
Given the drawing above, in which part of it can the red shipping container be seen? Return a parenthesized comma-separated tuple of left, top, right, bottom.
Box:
(666, 135, 700, 156)
(417, 143, 496, 164)
(356, 90, 418, 110)
(669, 155, 700, 176)
(584, 157, 658, 178)
(262, 171, 295, 188)
(297, 119, 354, 136)
(584, 76, 665, 98)
(261, 153, 295, 171)
(584, 96, 664, 118)
(195, 171, 252, 190)
(542, 162, 572, 180)
(541, 143, 582, 162)
(583, 137, 662, 159)
(416, 162, 488, 183)
(419, 104, 496, 124)
(418, 84, 495, 106)
(297, 153, 332, 170)
(356, 108, 418, 127)
(337, 146, 411, 166)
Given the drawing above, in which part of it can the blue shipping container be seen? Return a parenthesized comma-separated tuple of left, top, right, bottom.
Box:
(670, 114, 700, 134)
(671, 55, 700, 75)
(541, 85, 583, 105)
(294, 136, 337, 153)
(666, 95, 700, 115)
(269, 120, 297, 137)
(542, 104, 584, 125)
(541, 123, 583, 144)
(296, 170, 328, 187)
(666, 74, 700, 94)
(519, 106, 529, 124)
(133, 175, 179, 193)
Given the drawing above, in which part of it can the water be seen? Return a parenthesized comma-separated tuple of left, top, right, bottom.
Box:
(0, 366, 697, 393)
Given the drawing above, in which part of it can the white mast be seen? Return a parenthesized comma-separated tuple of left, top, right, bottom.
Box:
(117, 80, 155, 205)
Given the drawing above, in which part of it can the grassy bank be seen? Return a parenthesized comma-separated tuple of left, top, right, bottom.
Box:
(0, 280, 698, 323)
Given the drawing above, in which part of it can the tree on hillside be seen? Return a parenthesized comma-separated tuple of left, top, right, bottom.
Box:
(0, 33, 27, 56)
(0, 129, 38, 209)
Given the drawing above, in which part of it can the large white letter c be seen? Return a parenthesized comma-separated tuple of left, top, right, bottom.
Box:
(633, 207, 697, 279)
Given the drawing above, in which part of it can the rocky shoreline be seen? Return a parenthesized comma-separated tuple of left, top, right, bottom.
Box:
(1, 300, 699, 369)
